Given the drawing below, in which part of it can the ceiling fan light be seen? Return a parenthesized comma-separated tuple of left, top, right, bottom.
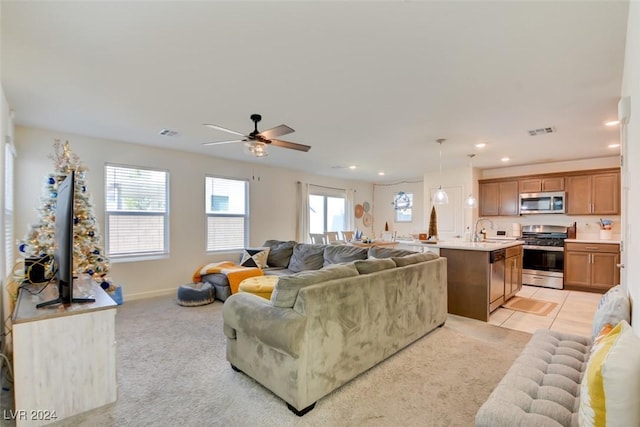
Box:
(244, 141, 269, 157)
(432, 187, 449, 205)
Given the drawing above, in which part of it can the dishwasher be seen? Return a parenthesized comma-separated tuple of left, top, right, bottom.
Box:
(489, 249, 506, 312)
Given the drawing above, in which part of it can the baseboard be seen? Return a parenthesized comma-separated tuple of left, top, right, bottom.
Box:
(124, 288, 177, 302)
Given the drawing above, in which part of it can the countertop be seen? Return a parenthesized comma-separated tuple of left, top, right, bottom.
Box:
(565, 238, 621, 244)
(396, 238, 523, 252)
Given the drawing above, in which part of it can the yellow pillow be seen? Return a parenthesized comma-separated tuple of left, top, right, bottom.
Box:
(579, 320, 640, 427)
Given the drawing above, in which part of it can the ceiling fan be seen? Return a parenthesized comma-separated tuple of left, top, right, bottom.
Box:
(203, 114, 311, 157)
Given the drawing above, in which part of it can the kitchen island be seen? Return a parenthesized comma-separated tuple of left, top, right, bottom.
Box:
(397, 239, 523, 322)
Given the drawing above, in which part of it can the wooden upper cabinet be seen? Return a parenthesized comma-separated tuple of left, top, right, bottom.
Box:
(566, 172, 619, 215)
(479, 182, 500, 216)
(499, 181, 519, 215)
(479, 181, 518, 216)
(519, 177, 565, 193)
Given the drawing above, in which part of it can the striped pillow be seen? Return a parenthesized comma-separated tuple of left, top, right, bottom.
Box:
(579, 320, 640, 427)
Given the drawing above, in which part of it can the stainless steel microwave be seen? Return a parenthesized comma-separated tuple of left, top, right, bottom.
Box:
(519, 192, 566, 214)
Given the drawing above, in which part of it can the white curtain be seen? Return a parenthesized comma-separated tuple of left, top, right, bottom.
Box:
(296, 181, 310, 243)
(346, 188, 356, 231)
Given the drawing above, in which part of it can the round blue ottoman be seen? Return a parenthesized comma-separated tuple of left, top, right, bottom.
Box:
(177, 282, 214, 306)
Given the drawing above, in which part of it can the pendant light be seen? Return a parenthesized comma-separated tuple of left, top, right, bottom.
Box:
(465, 154, 477, 209)
(432, 138, 449, 205)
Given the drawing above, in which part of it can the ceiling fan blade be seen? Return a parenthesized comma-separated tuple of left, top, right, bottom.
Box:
(202, 139, 247, 146)
(203, 123, 247, 137)
(269, 139, 311, 152)
(258, 124, 294, 140)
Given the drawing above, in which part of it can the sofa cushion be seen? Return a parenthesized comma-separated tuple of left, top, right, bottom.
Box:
(353, 258, 396, 274)
(288, 243, 326, 272)
(367, 246, 416, 259)
(262, 240, 297, 268)
(240, 247, 270, 268)
(591, 285, 630, 339)
(392, 252, 439, 267)
(270, 263, 359, 308)
(579, 320, 640, 427)
(323, 245, 368, 266)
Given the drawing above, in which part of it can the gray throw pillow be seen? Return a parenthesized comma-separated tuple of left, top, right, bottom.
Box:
(288, 243, 326, 272)
(393, 252, 438, 267)
(271, 263, 359, 308)
(262, 240, 296, 268)
(354, 258, 397, 274)
(591, 285, 631, 338)
(367, 246, 416, 259)
(323, 245, 368, 266)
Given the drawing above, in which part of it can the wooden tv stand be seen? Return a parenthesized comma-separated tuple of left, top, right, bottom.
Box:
(11, 275, 117, 426)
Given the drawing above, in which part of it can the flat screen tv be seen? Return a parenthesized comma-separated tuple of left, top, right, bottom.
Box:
(37, 171, 95, 308)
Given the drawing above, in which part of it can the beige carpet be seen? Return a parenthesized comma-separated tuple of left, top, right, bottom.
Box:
(2, 295, 532, 427)
(502, 296, 558, 316)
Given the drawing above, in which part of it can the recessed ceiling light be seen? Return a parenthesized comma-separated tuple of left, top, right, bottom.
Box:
(605, 120, 620, 126)
(475, 143, 487, 148)
(608, 143, 620, 148)
(501, 157, 510, 162)
(378, 171, 385, 176)
(349, 165, 357, 170)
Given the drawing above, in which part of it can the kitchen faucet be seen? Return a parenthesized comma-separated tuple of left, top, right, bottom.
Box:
(473, 217, 494, 242)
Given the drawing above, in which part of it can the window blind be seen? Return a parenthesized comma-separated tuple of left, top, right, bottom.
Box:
(205, 176, 248, 251)
(4, 142, 14, 273)
(105, 164, 169, 258)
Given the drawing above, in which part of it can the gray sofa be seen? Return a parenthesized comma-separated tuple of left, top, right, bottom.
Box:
(475, 285, 633, 427)
(222, 247, 447, 415)
(202, 240, 415, 301)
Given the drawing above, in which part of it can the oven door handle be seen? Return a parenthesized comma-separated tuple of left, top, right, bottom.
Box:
(523, 245, 564, 252)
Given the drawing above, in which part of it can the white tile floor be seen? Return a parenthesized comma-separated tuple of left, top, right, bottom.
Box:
(489, 285, 603, 336)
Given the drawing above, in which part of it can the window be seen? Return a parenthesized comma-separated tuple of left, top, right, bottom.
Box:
(206, 176, 248, 251)
(309, 187, 346, 234)
(105, 164, 169, 259)
(4, 141, 15, 273)
(394, 192, 413, 222)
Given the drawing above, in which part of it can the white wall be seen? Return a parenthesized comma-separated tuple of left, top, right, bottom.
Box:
(621, 1, 639, 336)
(372, 180, 424, 239)
(424, 166, 478, 240)
(481, 157, 620, 179)
(14, 126, 372, 300)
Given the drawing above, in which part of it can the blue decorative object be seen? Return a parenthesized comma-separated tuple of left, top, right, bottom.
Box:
(19, 243, 26, 253)
(51, 191, 57, 198)
(88, 231, 95, 237)
(82, 185, 86, 192)
(48, 177, 55, 185)
(74, 217, 79, 224)
(87, 269, 94, 276)
(100, 281, 110, 290)
(108, 286, 124, 305)
(93, 249, 100, 255)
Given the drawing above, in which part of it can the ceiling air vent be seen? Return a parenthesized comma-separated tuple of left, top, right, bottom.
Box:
(159, 128, 179, 137)
(528, 126, 555, 136)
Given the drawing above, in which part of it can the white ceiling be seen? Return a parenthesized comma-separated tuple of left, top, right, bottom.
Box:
(1, 1, 629, 182)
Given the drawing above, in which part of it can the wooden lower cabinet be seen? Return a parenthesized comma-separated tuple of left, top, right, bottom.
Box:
(564, 242, 620, 292)
(505, 246, 522, 300)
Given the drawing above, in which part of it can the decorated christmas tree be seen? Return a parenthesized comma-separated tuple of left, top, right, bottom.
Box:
(19, 140, 112, 286)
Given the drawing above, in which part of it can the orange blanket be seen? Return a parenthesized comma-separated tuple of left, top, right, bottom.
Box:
(192, 261, 264, 294)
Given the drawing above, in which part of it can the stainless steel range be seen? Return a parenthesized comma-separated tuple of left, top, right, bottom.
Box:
(519, 225, 568, 289)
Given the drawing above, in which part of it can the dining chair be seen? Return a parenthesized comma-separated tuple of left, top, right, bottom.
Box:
(340, 231, 354, 242)
(309, 233, 326, 244)
(324, 231, 341, 244)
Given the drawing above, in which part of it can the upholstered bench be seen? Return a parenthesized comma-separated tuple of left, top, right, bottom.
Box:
(238, 275, 278, 300)
(475, 285, 639, 427)
(177, 282, 215, 306)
